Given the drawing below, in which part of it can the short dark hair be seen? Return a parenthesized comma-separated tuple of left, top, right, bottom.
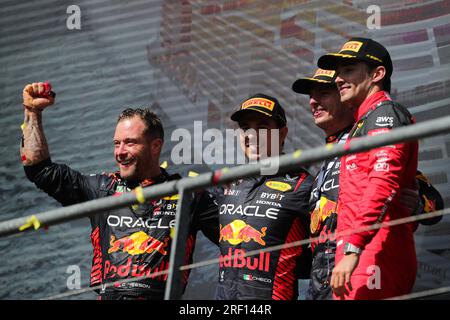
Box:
(118, 108, 164, 141)
(365, 62, 391, 93)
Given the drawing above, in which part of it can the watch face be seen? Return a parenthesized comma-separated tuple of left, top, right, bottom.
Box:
(344, 243, 360, 255)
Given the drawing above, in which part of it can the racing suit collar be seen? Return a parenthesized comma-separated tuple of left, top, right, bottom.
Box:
(121, 167, 170, 189)
(250, 152, 287, 180)
(354, 90, 391, 121)
(325, 125, 353, 143)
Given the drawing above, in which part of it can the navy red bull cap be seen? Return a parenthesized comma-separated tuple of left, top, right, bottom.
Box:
(231, 93, 287, 128)
(291, 68, 337, 95)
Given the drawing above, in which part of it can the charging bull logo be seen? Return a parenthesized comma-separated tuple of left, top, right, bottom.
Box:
(310, 196, 337, 234)
(108, 231, 169, 256)
(220, 220, 267, 246)
(423, 195, 436, 213)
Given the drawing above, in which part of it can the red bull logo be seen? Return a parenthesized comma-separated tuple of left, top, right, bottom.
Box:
(220, 248, 270, 272)
(311, 197, 337, 234)
(319, 196, 336, 221)
(108, 231, 170, 256)
(220, 220, 267, 246)
(423, 195, 436, 212)
(104, 258, 169, 281)
(311, 223, 338, 249)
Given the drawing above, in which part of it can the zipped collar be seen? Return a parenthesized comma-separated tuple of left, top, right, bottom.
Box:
(325, 125, 353, 143)
(112, 168, 171, 189)
(355, 90, 391, 121)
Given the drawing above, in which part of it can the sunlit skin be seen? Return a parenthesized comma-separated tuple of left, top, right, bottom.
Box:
(309, 84, 355, 136)
(237, 112, 288, 162)
(334, 59, 386, 109)
(113, 116, 162, 181)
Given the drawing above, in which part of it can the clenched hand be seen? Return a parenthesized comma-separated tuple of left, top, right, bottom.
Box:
(23, 82, 55, 110)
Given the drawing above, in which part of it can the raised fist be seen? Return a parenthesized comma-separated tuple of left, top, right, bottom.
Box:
(23, 82, 55, 110)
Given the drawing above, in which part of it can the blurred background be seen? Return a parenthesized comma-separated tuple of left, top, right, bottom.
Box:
(0, 0, 449, 299)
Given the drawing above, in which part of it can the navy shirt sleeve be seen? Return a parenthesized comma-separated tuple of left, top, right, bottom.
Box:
(24, 158, 104, 207)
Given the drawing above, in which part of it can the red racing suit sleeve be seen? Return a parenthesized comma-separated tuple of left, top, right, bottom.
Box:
(347, 103, 417, 249)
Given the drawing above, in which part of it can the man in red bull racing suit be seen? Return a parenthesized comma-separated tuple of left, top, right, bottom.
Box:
(20, 82, 219, 300)
(292, 68, 354, 299)
(214, 94, 313, 300)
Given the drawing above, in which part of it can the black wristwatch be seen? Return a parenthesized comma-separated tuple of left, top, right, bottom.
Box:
(344, 243, 362, 255)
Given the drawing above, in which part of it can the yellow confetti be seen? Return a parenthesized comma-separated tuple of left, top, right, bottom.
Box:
(188, 171, 199, 177)
(293, 150, 302, 158)
(160, 161, 168, 169)
(19, 215, 41, 231)
(170, 227, 175, 239)
(325, 143, 334, 150)
(163, 194, 179, 200)
(134, 186, 145, 204)
(21, 123, 26, 131)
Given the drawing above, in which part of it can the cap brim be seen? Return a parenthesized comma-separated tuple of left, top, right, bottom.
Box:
(292, 77, 334, 94)
(230, 108, 273, 122)
(317, 53, 358, 70)
(231, 108, 286, 127)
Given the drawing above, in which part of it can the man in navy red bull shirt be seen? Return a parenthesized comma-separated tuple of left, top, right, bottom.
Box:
(20, 82, 219, 299)
(214, 93, 313, 300)
(292, 68, 355, 300)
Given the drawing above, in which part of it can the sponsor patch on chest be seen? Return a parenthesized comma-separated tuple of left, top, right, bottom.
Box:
(375, 116, 394, 127)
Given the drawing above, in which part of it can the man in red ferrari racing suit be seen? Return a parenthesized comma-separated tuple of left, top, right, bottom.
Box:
(318, 37, 419, 299)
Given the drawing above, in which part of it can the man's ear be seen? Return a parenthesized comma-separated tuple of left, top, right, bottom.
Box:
(371, 65, 386, 85)
(151, 138, 163, 156)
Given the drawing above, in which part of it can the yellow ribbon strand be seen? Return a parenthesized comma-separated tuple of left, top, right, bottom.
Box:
(293, 150, 302, 158)
(160, 161, 168, 169)
(188, 171, 199, 177)
(134, 186, 146, 204)
(19, 215, 41, 231)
